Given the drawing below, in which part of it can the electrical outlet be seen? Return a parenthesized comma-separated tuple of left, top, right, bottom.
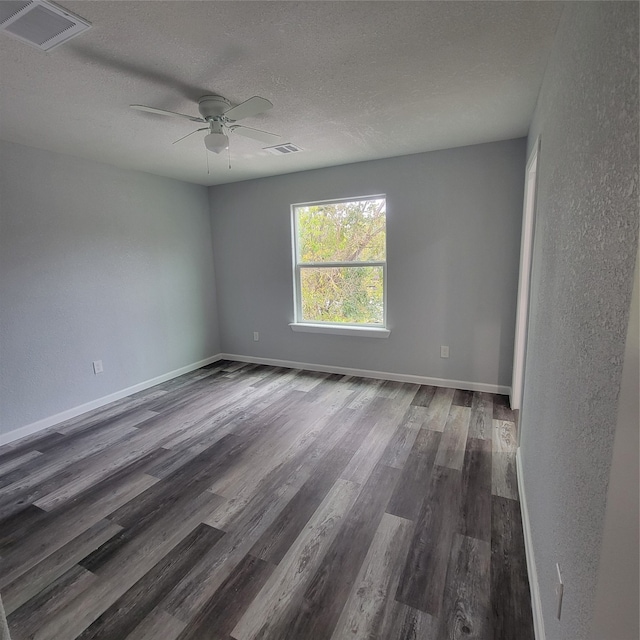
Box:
(555, 563, 564, 620)
(253, 332, 259, 342)
(92, 360, 104, 374)
(440, 345, 450, 358)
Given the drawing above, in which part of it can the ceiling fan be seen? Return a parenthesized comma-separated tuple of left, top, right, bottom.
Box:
(130, 95, 281, 154)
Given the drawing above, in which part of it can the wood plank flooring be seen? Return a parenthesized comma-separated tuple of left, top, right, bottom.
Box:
(0, 361, 534, 639)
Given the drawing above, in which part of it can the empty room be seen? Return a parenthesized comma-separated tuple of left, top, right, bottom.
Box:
(0, 2, 638, 639)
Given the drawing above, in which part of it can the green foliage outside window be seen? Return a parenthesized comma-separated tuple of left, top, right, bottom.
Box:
(295, 198, 386, 325)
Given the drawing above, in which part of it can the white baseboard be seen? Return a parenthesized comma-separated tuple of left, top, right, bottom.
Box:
(0, 354, 223, 447)
(219, 353, 511, 395)
(2, 353, 510, 448)
(517, 447, 546, 640)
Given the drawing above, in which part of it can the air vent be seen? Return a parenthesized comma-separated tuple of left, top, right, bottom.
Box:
(0, 0, 90, 51)
(264, 143, 304, 156)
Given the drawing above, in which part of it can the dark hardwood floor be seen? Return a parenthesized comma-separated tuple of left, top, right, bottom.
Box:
(0, 361, 534, 640)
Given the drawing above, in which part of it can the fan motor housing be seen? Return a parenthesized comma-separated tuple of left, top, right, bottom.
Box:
(198, 95, 231, 120)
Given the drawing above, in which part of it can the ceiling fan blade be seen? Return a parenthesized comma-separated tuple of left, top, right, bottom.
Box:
(130, 104, 205, 123)
(172, 128, 208, 145)
(229, 124, 281, 145)
(223, 96, 273, 122)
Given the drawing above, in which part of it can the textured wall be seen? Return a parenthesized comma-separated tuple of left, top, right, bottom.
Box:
(520, 3, 639, 639)
(0, 141, 220, 436)
(210, 139, 525, 387)
(590, 248, 639, 640)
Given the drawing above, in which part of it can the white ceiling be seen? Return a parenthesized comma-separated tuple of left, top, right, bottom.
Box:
(0, 1, 563, 186)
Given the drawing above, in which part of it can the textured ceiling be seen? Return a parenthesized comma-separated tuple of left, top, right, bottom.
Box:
(0, 1, 563, 186)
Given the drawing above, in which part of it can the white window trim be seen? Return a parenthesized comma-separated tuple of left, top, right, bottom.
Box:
(291, 195, 388, 332)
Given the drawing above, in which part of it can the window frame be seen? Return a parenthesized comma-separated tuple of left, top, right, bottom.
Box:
(291, 195, 388, 333)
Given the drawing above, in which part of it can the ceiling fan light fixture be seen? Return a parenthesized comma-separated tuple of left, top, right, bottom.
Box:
(204, 132, 229, 154)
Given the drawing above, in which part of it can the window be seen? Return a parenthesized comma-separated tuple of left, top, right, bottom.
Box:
(292, 196, 387, 333)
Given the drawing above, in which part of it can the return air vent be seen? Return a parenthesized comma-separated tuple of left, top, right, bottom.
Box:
(264, 143, 304, 156)
(0, 0, 91, 51)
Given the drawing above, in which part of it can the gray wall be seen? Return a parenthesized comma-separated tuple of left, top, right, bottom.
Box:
(0, 141, 220, 437)
(210, 139, 525, 387)
(590, 248, 639, 640)
(520, 3, 639, 639)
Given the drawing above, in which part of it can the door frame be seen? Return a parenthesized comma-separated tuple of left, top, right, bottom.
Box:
(511, 138, 540, 411)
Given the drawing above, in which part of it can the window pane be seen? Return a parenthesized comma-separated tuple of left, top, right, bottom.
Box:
(296, 198, 386, 263)
(300, 266, 384, 324)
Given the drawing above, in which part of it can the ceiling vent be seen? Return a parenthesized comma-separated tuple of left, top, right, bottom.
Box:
(264, 143, 304, 156)
(0, 0, 90, 51)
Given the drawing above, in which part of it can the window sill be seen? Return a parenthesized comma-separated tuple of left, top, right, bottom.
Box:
(289, 323, 390, 338)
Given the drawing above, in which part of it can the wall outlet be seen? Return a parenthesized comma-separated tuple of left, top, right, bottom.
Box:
(440, 345, 450, 358)
(92, 360, 104, 374)
(555, 563, 564, 620)
(253, 332, 259, 342)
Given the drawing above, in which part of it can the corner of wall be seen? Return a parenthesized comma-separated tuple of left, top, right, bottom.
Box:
(589, 248, 640, 640)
